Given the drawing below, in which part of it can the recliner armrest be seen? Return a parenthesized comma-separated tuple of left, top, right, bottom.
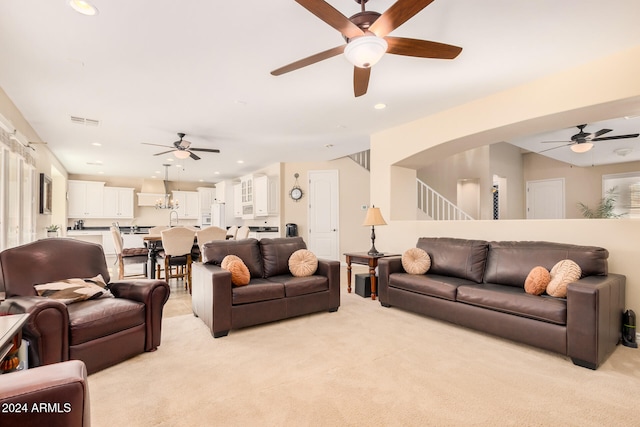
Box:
(109, 279, 170, 351)
(567, 273, 625, 369)
(0, 296, 69, 367)
(0, 360, 90, 427)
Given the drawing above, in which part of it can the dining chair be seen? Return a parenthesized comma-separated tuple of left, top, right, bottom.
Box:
(110, 226, 148, 279)
(226, 225, 238, 240)
(235, 225, 250, 240)
(158, 227, 196, 293)
(195, 226, 227, 261)
(148, 225, 170, 235)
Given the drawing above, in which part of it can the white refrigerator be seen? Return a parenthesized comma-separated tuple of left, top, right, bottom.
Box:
(211, 202, 226, 229)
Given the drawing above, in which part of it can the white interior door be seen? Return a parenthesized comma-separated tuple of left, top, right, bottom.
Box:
(308, 170, 339, 260)
(526, 178, 565, 219)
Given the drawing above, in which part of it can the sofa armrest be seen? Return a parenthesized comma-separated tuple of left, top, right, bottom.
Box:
(109, 279, 170, 351)
(567, 273, 625, 369)
(0, 296, 69, 367)
(191, 263, 233, 338)
(377, 256, 403, 306)
(0, 360, 90, 427)
(316, 259, 340, 310)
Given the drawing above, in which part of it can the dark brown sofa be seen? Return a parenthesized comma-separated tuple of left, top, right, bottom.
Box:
(0, 360, 90, 427)
(192, 237, 340, 337)
(378, 238, 626, 369)
(0, 238, 170, 374)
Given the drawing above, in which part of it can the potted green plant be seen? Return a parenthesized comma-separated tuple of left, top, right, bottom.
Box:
(577, 187, 626, 219)
(46, 224, 60, 237)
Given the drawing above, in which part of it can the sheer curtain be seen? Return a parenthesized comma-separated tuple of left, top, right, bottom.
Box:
(0, 125, 36, 250)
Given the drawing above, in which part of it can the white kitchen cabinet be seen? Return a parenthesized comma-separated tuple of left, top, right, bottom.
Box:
(103, 187, 134, 219)
(68, 180, 105, 218)
(254, 175, 279, 217)
(197, 187, 216, 212)
(233, 184, 242, 218)
(172, 191, 200, 219)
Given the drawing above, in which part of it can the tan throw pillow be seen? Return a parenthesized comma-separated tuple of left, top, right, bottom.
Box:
(524, 266, 551, 295)
(402, 248, 431, 275)
(546, 259, 582, 298)
(221, 254, 242, 270)
(34, 274, 112, 305)
(224, 259, 250, 286)
(288, 249, 318, 277)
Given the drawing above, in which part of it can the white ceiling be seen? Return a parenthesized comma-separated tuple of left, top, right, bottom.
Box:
(1, 0, 640, 183)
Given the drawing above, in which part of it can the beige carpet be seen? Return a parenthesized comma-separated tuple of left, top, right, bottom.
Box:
(89, 283, 640, 426)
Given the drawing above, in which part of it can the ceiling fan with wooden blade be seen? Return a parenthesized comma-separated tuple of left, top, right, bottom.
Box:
(271, 0, 463, 97)
(539, 124, 640, 154)
(142, 133, 220, 160)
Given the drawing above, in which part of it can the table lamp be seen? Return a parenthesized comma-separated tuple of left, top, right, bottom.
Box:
(363, 205, 387, 256)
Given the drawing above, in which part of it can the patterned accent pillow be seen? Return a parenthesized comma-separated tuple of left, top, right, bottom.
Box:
(546, 260, 582, 298)
(402, 248, 431, 275)
(524, 266, 551, 295)
(34, 274, 113, 305)
(223, 259, 250, 286)
(288, 249, 318, 277)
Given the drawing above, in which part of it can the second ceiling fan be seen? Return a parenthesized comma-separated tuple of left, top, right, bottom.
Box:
(540, 124, 640, 154)
(271, 0, 463, 97)
(142, 133, 220, 160)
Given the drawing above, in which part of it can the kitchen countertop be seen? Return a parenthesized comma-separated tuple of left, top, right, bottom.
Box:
(67, 225, 279, 234)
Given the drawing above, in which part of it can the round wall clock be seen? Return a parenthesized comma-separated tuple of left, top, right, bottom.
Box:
(290, 173, 304, 202)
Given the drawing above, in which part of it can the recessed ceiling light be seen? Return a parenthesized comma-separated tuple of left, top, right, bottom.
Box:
(237, 160, 244, 164)
(166, 158, 174, 162)
(214, 171, 220, 175)
(91, 142, 101, 147)
(68, 0, 98, 16)
(151, 175, 157, 179)
(374, 103, 387, 110)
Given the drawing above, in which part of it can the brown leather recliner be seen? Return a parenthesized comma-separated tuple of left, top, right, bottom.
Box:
(0, 360, 90, 426)
(0, 238, 170, 374)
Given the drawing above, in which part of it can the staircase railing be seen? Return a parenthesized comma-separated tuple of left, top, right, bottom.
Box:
(417, 179, 474, 221)
(348, 150, 370, 172)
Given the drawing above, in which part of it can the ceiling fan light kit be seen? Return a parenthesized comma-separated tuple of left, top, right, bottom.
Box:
(344, 35, 388, 68)
(570, 142, 593, 153)
(173, 150, 191, 159)
(142, 132, 220, 161)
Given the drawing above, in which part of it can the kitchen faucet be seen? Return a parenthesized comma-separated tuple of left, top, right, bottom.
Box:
(169, 210, 179, 227)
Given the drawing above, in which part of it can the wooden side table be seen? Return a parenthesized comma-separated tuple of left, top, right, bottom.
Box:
(344, 252, 399, 300)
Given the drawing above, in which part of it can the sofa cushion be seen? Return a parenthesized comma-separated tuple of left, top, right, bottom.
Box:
(225, 259, 251, 286)
(269, 275, 329, 297)
(546, 259, 582, 298)
(524, 266, 551, 296)
(416, 238, 488, 284)
(456, 283, 567, 325)
(231, 279, 285, 305)
(221, 255, 242, 270)
(484, 241, 608, 288)
(201, 239, 264, 278)
(389, 273, 475, 301)
(67, 297, 146, 345)
(259, 237, 307, 278)
(402, 248, 431, 275)
(288, 249, 318, 277)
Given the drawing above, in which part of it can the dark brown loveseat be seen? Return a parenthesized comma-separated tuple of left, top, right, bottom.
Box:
(378, 238, 626, 369)
(0, 238, 170, 374)
(191, 237, 340, 337)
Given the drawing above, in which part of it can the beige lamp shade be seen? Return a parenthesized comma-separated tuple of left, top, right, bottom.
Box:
(363, 207, 387, 227)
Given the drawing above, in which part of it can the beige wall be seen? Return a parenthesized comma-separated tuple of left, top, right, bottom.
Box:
(371, 45, 640, 313)
(523, 154, 640, 219)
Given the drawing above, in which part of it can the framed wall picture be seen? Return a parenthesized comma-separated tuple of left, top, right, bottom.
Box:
(39, 173, 52, 214)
